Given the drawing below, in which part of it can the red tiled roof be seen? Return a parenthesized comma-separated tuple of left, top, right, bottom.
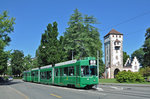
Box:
(104, 29, 123, 38)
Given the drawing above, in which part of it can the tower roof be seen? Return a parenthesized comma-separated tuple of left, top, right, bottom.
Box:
(104, 29, 123, 38)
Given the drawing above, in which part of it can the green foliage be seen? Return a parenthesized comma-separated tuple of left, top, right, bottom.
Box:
(116, 71, 145, 83)
(23, 54, 33, 71)
(11, 50, 24, 76)
(131, 48, 144, 66)
(143, 27, 150, 67)
(139, 67, 150, 77)
(64, 9, 102, 60)
(0, 11, 15, 46)
(63, 9, 104, 76)
(0, 11, 15, 74)
(99, 60, 105, 77)
(0, 49, 8, 74)
(123, 51, 130, 65)
(36, 22, 63, 67)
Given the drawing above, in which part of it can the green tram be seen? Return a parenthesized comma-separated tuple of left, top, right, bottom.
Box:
(23, 57, 98, 88)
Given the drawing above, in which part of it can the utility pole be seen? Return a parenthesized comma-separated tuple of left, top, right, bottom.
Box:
(72, 50, 74, 60)
(97, 51, 99, 78)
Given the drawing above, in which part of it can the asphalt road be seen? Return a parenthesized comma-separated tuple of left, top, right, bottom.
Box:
(0, 79, 150, 99)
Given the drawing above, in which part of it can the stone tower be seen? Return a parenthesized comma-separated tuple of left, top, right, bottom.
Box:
(104, 29, 123, 78)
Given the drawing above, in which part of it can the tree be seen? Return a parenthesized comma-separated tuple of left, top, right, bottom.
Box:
(59, 36, 67, 61)
(123, 51, 130, 66)
(63, 9, 104, 76)
(0, 48, 8, 75)
(63, 9, 103, 59)
(23, 54, 33, 71)
(11, 50, 24, 76)
(37, 22, 62, 66)
(0, 11, 15, 45)
(143, 27, 150, 67)
(131, 48, 144, 66)
(0, 11, 15, 74)
(140, 66, 150, 78)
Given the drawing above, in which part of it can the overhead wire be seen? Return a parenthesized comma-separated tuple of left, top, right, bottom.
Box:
(101, 10, 150, 32)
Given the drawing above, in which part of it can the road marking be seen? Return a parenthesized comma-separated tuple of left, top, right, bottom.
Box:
(7, 86, 29, 99)
(110, 86, 123, 90)
(50, 94, 62, 98)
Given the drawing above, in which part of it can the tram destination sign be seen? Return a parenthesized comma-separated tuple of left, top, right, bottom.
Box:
(89, 60, 97, 65)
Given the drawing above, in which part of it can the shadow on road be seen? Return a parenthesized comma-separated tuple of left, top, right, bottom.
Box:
(0, 80, 23, 86)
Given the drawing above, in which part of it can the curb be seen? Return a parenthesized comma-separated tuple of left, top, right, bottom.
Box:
(99, 83, 150, 87)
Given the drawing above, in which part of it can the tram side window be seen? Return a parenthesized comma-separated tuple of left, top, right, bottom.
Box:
(40, 72, 44, 79)
(47, 71, 51, 79)
(81, 66, 89, 76)
(32, 72, 34, 77)
(69, 67, 74, 76)
(76, 66, 80, 76)
(44, 72, 47, 79)
(55, 69, 58, 76)
(35, 71, 38, 77)
(64, 67, 68, 76)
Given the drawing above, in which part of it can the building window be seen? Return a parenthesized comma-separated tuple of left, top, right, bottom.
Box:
(116, 35, 117, 37)
(119, 35, 121, 38)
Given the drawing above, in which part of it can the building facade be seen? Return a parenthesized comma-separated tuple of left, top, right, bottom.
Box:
(104, 29, 123, 78)
(124, 56, 140, 72)
(104, 29, 140, 79)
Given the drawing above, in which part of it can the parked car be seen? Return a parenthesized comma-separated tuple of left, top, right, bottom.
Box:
(8, 76, 13, 81)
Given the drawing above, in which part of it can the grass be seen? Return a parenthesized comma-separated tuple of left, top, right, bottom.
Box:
(99, 79, 118, 83)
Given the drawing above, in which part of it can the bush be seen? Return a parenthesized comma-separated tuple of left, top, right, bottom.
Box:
(139, 67, 150, 77)
(116, 71, 145, 83)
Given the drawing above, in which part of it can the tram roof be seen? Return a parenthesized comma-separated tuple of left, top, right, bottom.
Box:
(55, 60, 77, 67)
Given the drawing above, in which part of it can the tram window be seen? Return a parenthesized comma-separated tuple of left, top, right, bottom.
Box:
(41, 72, 44, 79)
(32, 72, 34, 76)
(35, 71, 38, 77)
(55, 69, 58, 76)
(76, 66, 80, 76)
(90, 66, 97, 76)
(64, 67, 68, 76)
(69, 67, 74, 76)
(44, 72, 47, 79)
(40, 72, 42, 79)
(47, 71, 51, 79)
(81, 66, 89, 76)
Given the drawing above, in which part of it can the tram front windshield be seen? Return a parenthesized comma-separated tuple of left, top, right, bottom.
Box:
(81, 66, 97, 76)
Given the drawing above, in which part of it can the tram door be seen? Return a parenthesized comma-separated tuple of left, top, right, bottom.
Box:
(76, 65, 80, 85)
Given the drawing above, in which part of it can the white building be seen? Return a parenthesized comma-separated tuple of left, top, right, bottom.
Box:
(104, 29, 123, 78)
(104, 29, 140, 78)
(123, 56, 140, 72)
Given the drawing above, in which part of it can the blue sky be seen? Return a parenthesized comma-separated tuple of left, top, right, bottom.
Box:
(1, 0, 150, 59)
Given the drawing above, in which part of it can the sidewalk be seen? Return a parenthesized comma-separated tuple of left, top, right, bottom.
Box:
(99, 83, 150, 87)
